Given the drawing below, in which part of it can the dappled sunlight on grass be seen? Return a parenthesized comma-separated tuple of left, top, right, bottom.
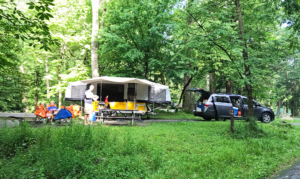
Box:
(0, 120, 300, 178)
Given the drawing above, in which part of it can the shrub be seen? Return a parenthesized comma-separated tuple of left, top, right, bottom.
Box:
(0, 122, 34, 158)
(0, 124, 164, 178)
(232, 118, 266, 139)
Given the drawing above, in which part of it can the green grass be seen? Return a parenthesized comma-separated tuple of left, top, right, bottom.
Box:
(154, 110, 203, 120)
(1, 119, 300, 178)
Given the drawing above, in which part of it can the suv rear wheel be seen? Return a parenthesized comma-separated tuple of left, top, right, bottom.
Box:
(203, 117, 212, 121)
(216, 118, 226, 121)
(261, 112, 272, 123)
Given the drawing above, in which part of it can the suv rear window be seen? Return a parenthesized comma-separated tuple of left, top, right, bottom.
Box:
(215, 96, 230, 103)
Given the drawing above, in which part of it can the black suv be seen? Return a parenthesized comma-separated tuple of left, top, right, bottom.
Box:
(189, 88, 274, 123)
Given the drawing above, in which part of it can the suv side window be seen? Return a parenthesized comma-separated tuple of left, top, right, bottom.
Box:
(243, 98, 256, 107)
(215, 96, 230, 103)
(242, 98, 247, 104)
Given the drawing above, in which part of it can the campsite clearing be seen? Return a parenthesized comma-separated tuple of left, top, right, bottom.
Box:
(1, 118, 300, 178)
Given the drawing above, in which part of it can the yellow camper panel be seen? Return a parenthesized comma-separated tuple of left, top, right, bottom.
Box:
(93, 101, 99, 111)
(108, 102, 147, 111)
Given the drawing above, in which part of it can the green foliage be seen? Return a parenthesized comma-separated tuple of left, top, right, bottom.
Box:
(0, 0, 299, 118)
(0, 68, 25, 111)
(179, 0, 285, 91)
(0, 122, 34, 158)
(0, 0, 57, 52)
(98, 0, 184, 84)
(2, 0, 93, 111)
(282, 0, 300, 33)
(0, 123, 164, 178)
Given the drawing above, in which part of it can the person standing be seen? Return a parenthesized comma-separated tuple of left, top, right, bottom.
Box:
(84, 85, 95, 125)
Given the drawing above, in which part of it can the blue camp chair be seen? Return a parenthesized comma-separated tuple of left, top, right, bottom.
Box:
(54, 108, 73, 125)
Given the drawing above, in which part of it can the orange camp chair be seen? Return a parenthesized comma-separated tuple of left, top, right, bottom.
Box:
(34, 105, 47, 124)
(65, 106, 75, 119)
(73, 105, 81, 117)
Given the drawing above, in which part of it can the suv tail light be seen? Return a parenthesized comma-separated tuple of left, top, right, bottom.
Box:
(204, 104, 209, 107)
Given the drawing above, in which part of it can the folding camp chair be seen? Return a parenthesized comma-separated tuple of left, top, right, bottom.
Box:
(54, 107, 73, 125)
(34, 105, 47, 124)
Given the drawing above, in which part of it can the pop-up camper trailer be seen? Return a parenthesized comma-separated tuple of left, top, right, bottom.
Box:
(64, 76, 171, 118)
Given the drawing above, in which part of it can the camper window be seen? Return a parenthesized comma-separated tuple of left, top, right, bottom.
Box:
(127, 83, 136, 101)
(97, 84, 124, 101)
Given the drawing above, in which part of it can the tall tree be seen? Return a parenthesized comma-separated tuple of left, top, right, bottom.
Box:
(91, 0, 100, 78)
(182, 73, 192, 111)
(234, 0, 254, 117)
(183, 0, 285, 118)
(226, 79, 232, 93)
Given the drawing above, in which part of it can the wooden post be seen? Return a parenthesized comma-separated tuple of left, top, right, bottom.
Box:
(100, 111, 103, 124)
(100, 80, 102, 102)
(230, 109, 234, 133)
(132, 111, 134, 126)
(134, 83, 137, 110)
(153, 102, 154, 119)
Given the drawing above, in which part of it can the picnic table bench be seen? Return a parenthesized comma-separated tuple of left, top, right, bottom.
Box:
(0, 113, 36, 122)
(0, 113, 71, 126)
(96, 109, 141, 125)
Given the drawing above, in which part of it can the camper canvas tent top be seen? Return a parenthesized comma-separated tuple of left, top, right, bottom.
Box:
(64, 81, 87, 101)
(64, 76, 171, 104)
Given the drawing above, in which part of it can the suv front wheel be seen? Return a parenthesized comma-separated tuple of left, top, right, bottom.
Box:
(261, 112, 272, 123)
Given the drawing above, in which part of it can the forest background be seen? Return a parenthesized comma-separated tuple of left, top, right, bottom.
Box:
(1, 0, 300, 117)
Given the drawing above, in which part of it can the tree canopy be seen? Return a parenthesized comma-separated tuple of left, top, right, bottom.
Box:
(0, 0, 299, 117)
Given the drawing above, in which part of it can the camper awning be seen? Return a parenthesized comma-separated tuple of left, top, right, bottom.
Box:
(65, 76, 172, 103)
(81, 76, 154, 86)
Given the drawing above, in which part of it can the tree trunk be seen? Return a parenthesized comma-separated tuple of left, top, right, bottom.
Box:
(226, 79, 231, 93)
(240, 86, 243, 95)
(20, 67, 28, 112)
(268, 90, 271, 106)
(161, 72, 165, 85)
(98, 5, 106, 76)
(91, 0, 100, 78)
(45, 58, 50, 99)
(34, 71, 39, 110)
(277, 100, 282, 116)
(83, 50, 88, 65)
(58, 62, 62, 109)
(206, 74, 209, 91)
(291, 101, 294, 116)
(101, 7, 106, 28)
(183, 73, 191, 111)
(295, 101, 299, 116)
(234, 0, 254, 117)
(209, 72, 215, 93)
(145, 61, 149, 79)
(178, 77, 193, 107)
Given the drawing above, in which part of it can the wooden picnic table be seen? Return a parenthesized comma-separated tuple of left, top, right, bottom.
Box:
(96, 109, 140, 125)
